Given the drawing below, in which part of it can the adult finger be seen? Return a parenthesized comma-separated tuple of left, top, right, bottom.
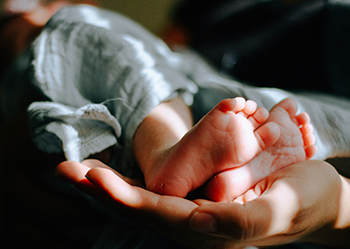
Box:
(190, 181, 298, 243)
(55, 160, 96, 195)
(190, 160, 340, 247)
(55, 159, 144, 199)
(56, 159, 143, 186)
(56, 160, 90, 183)
(85, 167, 240, 249)
(82, 159, 144, 187)
(85, 166, 197, 222)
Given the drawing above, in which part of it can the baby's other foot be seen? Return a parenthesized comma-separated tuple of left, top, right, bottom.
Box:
(205, 98, 317, 202)
(146, 97, 280, 197)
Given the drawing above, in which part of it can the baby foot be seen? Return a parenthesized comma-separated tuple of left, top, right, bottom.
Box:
(205, 98, 318, 202)
(146, 97, 281, 197)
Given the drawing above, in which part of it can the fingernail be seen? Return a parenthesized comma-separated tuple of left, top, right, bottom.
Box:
(190, 212, 217, 233)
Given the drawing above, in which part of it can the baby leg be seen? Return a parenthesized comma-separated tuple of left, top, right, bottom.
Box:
(205, 98, 317, 201)
(146, 97, 281, 197)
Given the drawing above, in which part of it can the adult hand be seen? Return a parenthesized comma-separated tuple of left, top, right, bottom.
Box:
(56, 159, 350, 248)
(56, 159, 238, 249)
(190, 160, 350, 248)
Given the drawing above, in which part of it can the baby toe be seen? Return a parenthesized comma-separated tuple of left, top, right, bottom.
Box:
(249, 106, 269, 129)
(275, 98, 298, 117)
(305, 144, 318, 159)
(232, 97, 246, 112)
(217, 98, 242, 113)
(295, 112, 310, 126)
(242, 100, 257, 116)
(304, 133, 316, 146)
(300, 123, 314, 138)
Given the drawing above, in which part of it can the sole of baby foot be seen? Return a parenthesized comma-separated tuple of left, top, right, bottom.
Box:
(205, 98, 318, 202)
(147, 97, 280, 197)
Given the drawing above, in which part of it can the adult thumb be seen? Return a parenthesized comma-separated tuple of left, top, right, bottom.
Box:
(189, 200, 273, 241)
(189, 183, 297, 241)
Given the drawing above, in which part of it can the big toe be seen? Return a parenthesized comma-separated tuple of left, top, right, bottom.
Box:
(273, 98, 298, 117)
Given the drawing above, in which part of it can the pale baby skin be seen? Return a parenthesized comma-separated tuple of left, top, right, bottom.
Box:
(136, 97, 317, 201)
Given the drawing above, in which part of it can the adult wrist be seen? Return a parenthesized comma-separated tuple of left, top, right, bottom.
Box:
(302, 164, 350, 247)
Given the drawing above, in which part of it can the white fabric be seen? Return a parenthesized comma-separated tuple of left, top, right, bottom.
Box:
(28, 5, 198, 163)
(27, 4, 350, 171)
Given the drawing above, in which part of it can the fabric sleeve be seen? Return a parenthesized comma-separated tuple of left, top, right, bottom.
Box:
(28, 5, 198, 165)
